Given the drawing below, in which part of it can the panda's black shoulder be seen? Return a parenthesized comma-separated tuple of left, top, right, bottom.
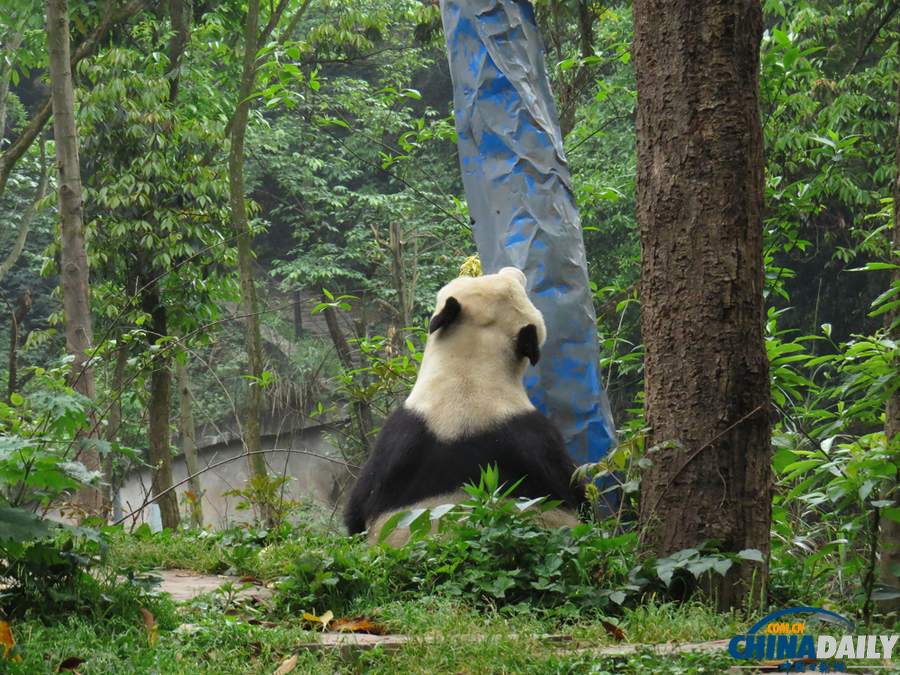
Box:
(493, 409, 571, 459)
(380, 405, 432, 440)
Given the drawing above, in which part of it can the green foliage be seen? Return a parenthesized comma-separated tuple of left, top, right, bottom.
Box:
(275, 467, 754, 620)
(75, 44, 238, 333)
(223, 474, 301, 527)
(0, 362, 114, 508)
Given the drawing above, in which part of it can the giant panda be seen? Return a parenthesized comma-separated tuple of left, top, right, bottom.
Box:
(344, 266, 586, 544)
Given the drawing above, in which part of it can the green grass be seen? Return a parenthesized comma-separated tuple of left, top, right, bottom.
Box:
(5, 599, 738, 674)
(8, 514, 893, 674)
(106, 528, 232, 575)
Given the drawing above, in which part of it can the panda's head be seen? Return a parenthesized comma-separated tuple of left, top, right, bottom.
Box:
(426, 266, 546, 372)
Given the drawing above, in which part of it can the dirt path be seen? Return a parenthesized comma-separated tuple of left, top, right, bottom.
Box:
(155, 569, 272, 603)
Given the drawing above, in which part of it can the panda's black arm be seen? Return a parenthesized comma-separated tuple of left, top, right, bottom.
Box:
(344, 465, 374, 535)
(514, 415, 587, 512)
(343, 408, 423, 535)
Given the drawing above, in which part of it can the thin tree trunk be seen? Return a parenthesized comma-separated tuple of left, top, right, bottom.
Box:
(7, 290, 31, 401)
(104, 342, 128, 519)
(176, 356, 203, 527)
(226, 0, 310, 524)
(142, 280, 179, 529)
(229, 0, 271, 523)
(47, 0, 105, 515)
(389, 221, 410, 332)
(167, 0, 191, 103)
(323, 303, 374, 452)
(558, 0, 594, 138)
(292, 289, 303, 338)
(0, 137, 49, 283)
(633, 0, 771, 610)
(879, 65, 900, 604)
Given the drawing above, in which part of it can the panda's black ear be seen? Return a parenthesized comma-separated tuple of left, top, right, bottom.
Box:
(428, 296, 461, 334)
(516, 324, 540, 366)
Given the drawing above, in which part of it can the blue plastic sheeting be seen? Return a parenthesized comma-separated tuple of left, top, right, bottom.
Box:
(440, 0, 616, 463)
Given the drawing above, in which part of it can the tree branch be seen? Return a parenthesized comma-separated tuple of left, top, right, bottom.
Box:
(0, 0, 149, 197)
(0, 138, 48, 282)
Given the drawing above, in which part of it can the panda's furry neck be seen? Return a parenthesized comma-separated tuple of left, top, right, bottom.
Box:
(404, 328, 534, 441)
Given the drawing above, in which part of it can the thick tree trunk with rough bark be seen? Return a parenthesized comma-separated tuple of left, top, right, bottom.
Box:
(633, 0, 771, 610)
(879, 69, 900, 602)
(229, 0, 272, 523)
(46, 0, 105, 515)
(176, 357, 203, 526)
(142, 280, 179, 529)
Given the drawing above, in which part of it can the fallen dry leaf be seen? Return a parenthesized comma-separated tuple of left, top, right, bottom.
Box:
(0, 620, 13, 657)
(331, 617, 388, 635)
(600, 619, 626, 642)
(302, 610, 334, 630)
(273, 653, 298, 674)
(57, 656, 87, 672)
(0, 619, 21, 663)
(140, 608, 159, 647)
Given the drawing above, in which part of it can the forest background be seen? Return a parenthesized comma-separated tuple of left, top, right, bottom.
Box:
(0, 1, 898, 668)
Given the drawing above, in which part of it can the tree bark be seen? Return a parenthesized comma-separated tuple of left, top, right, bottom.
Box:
(176, 356, 203, 527)
(323, 303, 374, 453)
(389, 221, 410, 332)
(229, 0, 272, 523)
(879, 65, 900, 603)
(633, 0, 771, 609)
(47, 0, 105, 515)
(167, 0, 191, 102)
(292, 289, 304, 338)
(7, 290, 31, 401)
(104, 341, 129, 520)
(142, 280, 179, 529)
(558, 0, 594, 138)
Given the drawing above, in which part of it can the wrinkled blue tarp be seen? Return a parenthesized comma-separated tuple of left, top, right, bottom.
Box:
(440, 0, 616, 463)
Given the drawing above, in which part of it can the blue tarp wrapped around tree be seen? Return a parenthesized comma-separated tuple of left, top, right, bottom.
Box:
(440, 0, 616, 463)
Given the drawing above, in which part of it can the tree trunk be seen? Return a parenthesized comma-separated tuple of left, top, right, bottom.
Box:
(142, 280, 179, 529)
(389, 221, 410, 333)
(46, 0, 105, 515)
(176, 356, 203, 527)
(229, 0, 271, 524)
(879, 68, 900, 603)
(167, 0, 191, 102)
(7, 290, 31, 401)
(558, 0, 594, 138)
(292, 289, 304, 339)
(633, 0, 771, 610)
(323, 303, 374, 453)
(105, 342, 128, 520)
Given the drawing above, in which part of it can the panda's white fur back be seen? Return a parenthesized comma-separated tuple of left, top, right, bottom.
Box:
(405, 267, 546, 441)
